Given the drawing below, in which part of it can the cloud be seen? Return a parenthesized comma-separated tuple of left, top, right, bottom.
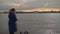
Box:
(20, 0, 60, 9)
(0, 0, 60, 10)
(8, 0, 28, 8)
(17, 0, 28, 7)
(9, 3, 21, 7)
(0, 0, 28, 10)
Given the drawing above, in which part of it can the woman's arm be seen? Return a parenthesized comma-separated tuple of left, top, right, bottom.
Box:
(9, 14, 17, 21)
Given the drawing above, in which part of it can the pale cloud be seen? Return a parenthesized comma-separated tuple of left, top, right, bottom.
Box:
(8, 0, 28, 7)
(0, 0, 60, 10)
(18, 0, 28, 7)
(9, 3, 21, 7)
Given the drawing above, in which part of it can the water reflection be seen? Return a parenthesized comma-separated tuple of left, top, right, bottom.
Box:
(0, 13, 60, 34)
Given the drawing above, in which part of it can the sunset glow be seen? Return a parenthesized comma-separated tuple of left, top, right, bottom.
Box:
(16, 8, 60, 12)
(0, 0, 60, 12)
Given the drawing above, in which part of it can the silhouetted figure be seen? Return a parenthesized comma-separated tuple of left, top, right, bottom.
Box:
(24, 31, 28, 34)
(8, 8, 17, 34)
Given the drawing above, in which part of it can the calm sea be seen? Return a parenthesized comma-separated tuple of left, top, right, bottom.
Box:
(0, 13, 60, 34)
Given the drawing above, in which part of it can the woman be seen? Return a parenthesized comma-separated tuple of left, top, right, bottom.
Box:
(8, 8, 17, 34)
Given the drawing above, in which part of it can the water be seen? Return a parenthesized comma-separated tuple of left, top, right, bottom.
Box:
(0, 13, 60, 34)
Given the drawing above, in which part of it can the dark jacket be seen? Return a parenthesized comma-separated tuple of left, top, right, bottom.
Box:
(8, 12, 17, 32)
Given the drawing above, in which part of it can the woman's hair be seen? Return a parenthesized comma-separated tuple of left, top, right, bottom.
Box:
(9, 8, 15, 13)
(11, 8, 15, 11)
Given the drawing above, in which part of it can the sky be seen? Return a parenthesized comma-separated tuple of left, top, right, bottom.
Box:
(0, 0, 60, 10)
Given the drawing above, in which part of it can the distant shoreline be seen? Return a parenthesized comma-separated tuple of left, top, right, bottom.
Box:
(0, 12, 60, 14)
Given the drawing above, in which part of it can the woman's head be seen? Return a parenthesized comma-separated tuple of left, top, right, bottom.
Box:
(9, 8, 16, 14)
